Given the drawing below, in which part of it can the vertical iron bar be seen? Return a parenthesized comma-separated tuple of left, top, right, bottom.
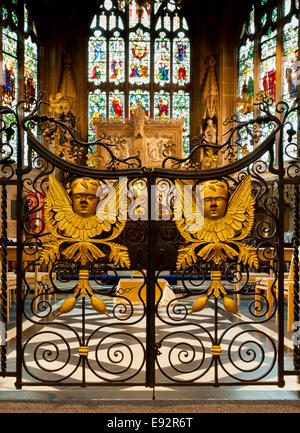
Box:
(15, 105, 24, 389)
(146, 173, 156, 388)
(277, 128, 285, 387)
(214, 296, 219, 386)
(82, 295, 86, 387)
(293, 185, 300, 369)
(0, 185, 8, 376)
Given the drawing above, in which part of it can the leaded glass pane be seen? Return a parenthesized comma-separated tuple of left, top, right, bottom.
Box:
(100, 12, 107, 30)
(260, 29, 277, 103)
(154, 91, 170, 118)
(237, 39, 254, 120)
(248, 7, 255, 33)
(283, 14, 298, 159)
(154, 34, 170, 85)
(173, 14, 180, 31)
(24, 4, 29, 31)
(109, 36, 125, 83)
(173, 33, 190, 85)
(104, 0, 113, 10)
(2, 28, 18, 106)
(129, 1, 151, 28)
(89, 34, 107, 84)
(163, 13, 171, 31)
(261, 13, 267, 26)
(88, 91, 106, 140)
(155, 17, 162, 31)
(271, 7, 278, 22)
(12, 10, 18, 26)
(129, 90, 150, 118)
(182, 18, 189, 31)
(109, 90, 125, 118)
(129, 29, 150, 85)
(109, 12, 117, 30)
(173, 90, 190, 155)
(283, 15, 298, 100)
(284, 0, 291, 15)
(24, 36, 38, 101)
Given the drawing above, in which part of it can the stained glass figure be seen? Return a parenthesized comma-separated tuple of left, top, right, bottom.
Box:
(109, 90, 125, 118)
(154, 91, 170, 118)
(129, 90, 150, 118)
(173, 33, 190, 85)
(173, 90, 190, 155)
(24, 36, 38, 102)
(237, 38, 254, 118)
(89, 34, 106, 84)
(260, 28, 277, 102)
(109, 36, 125, 83)
(283, 15, 298, 100)
(129, 29, 150, 85)
(88, 91, 106, 140)
(2, 27, 18, 106)
(154, 34, 170, 85)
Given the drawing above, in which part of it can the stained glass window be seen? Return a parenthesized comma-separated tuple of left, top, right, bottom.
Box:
(173, 90, 190, 155)
(129, 90, 150, 118)
(87, 0, 191, 154)
(1, 1, 39, 162)
(154, 90, 170, 118)
(129, 29, 150, 85)
(89, 91, 106, 140)
(237, 0, 299, 160)
(109, 90, 125, 118)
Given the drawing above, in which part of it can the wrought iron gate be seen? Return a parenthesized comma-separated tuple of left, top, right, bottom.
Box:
(0, 96, 300, 390)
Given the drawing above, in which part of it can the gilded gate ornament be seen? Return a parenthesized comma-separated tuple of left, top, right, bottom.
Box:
(174, 175, 258, 316)
(41, 174, 130, 317)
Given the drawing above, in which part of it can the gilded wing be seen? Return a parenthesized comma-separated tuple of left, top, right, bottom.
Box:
(45, 175, 123, 240)
(174, 180, 204, 238)
(196, 175, 255, 243)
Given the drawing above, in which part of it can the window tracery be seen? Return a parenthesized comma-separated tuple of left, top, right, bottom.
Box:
(88, 0, 191, 155)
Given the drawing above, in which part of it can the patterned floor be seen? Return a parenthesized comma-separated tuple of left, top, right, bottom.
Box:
(2, 291, 300, 401)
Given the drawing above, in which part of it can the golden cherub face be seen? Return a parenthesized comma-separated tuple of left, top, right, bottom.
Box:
(203, 180, 228, 220)
(71, 178, 100, 218)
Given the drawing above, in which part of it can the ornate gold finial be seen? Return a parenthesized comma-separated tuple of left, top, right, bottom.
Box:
(41, 175, 130, 317)
(175, 175, 258, 316)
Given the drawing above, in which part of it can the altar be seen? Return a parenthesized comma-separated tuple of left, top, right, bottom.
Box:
(93, 104, 184, 168)
(114, 278, 177, 306)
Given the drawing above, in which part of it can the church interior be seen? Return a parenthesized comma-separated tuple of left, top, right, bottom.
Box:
(1, 0, 300, 413)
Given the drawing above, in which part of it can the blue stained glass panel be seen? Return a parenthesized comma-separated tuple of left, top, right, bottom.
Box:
(173, 90, 190, 155)
(129, 90, 150, 118)
(88, 91, 106, 141)
(88, 35, 107, 84)
(173, 35, 190, 85)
